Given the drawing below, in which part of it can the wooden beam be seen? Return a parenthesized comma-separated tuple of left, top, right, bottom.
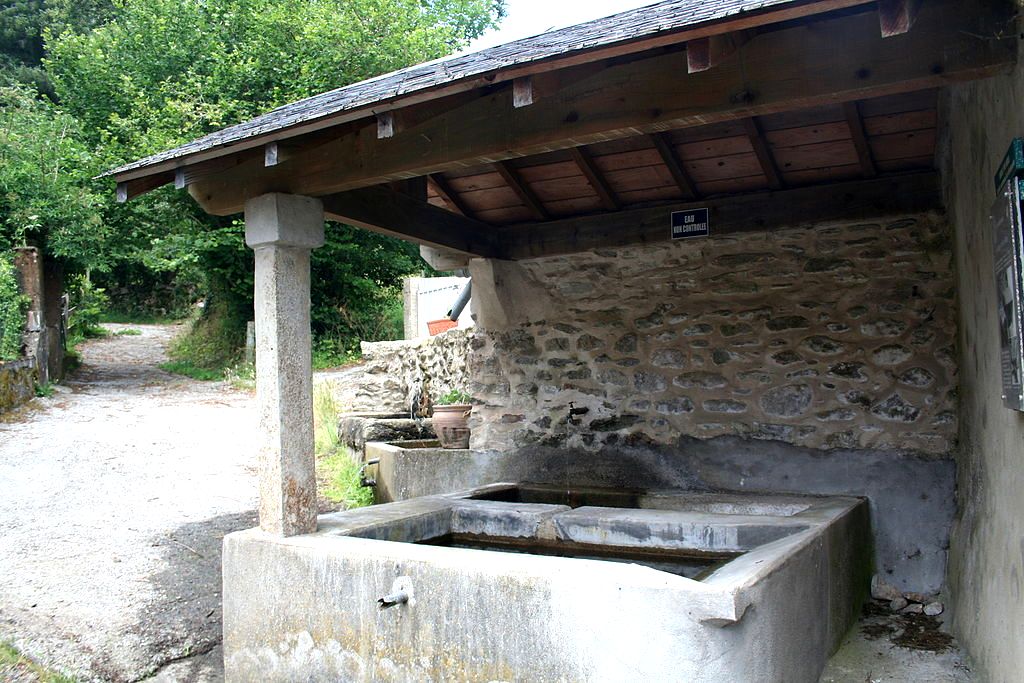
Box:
(321, 186, 502, 258)
(513, 76, 534, 108)
(184, 0, 1012, 215)
(427, 174, 473, 217)
(570, 147, 620, 211)
(686, 31, 750, 73)
(744, 117, 784, 190)
(377, 112, 395, 139)
(878, 0, 924, 37)
(494, 161, 549, 221)
(649, 133, 698, 199)
(501, 172, 940, 259)
(843, 101, 877, 177)
(116, 172, 174, 203)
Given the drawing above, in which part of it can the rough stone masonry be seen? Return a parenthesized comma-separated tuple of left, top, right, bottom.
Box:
(467, 213, 958, 456)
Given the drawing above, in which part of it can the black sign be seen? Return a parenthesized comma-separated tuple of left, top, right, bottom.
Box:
(671, 208, 710, 240)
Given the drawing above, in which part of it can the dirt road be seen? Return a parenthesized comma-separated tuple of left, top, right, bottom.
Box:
(0, 325, 258, 682)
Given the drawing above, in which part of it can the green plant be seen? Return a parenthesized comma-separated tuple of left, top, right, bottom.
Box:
(0, 254, 28, 361)
(114, 328, 141, 336)
(312, 383, 373, 508)
(158, 360, 223, 381)
(436, 388, 472, 405)
(34, 382, 53, 397)
(0, 641, 76, 683)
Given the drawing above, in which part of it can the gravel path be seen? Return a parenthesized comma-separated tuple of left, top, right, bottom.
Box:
(0, 324, 258, 682)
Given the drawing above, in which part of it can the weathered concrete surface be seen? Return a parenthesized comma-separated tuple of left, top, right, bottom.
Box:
(223, 489, 868, 682)
(938, 11, 1024, 680)
(337, 414, 434, 454)
(0, 324, 257, 682)
(246, 192, 324, 537)
(0, 358, 35, 413)
(367, 436, 953, 592)
(467, 213, 957, 455)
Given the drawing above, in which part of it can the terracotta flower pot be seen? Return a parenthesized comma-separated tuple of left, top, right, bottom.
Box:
(427, 318, 458, 336)
(432, 404, 472, 449)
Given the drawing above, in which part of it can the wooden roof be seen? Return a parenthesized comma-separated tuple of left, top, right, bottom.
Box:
(109, 0, 1015, 262)
(108, 0, 879, 180)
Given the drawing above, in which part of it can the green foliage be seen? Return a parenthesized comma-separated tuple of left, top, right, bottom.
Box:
(0, 253, 28, 360)
(0, 640, 75, 683)
(0, 86, 106, 269)
(436, 388, 472, 405)
(158, 360, 223, 381)
(114, 327, 140, 336)
(313, 383, 373, 508)
(34, 381, 53, 397)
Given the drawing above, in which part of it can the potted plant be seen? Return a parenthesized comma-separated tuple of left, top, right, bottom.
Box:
(433, 389, 472, 449)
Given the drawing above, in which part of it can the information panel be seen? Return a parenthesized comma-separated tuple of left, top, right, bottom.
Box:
(671, 208, 710, 240)
(991, 177, 1024, 411)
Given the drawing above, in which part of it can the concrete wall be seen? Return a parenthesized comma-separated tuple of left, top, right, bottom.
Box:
(938, 15, 1024, 679)
(468, 214, 958, 455)
(402, 276, 472, 339)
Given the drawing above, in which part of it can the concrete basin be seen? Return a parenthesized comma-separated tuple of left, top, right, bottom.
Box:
(222, 485, 870, 682)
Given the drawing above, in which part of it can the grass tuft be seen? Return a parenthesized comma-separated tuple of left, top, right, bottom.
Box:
(0, 641, 75, 683)
(158, 361, 223, 381)
(114, 328, 142, 336)
(313, 383, 373, 509)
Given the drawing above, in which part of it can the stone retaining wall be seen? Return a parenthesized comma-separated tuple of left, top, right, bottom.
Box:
(350, 329, 471, 414)
(468, 213, 958, 456)
(0, 359, 35, 413)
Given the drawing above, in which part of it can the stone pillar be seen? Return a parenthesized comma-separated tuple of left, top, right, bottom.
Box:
(244, 193, 325, 536)
(12, 247, 47, 384)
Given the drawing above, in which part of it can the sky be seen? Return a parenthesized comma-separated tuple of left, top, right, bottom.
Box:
(464, 0, 660, 52)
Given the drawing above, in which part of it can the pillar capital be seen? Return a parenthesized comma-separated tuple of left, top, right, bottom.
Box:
(244, 193, 324, 250)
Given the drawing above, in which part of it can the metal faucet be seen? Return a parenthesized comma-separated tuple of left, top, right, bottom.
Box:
(567, 402, 589, 426)
(359, 459, 380, 488)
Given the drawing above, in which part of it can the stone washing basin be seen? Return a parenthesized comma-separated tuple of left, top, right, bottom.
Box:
(222, 485, 870, 682)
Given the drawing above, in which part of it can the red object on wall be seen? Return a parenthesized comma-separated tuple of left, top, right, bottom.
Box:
(427, 318, 458, 336)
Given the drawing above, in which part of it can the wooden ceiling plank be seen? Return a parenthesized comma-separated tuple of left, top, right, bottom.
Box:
(494, 161, 550, 221)
(502, 171, 939, 259)
(743, 117, 785, 190)
(843, 101, 878, 177)
(878, 0, 924, 37)
(427, 174, 473, 217)
(184, 0, 1012, 215)
(569, 147, 620, 210)
(513, 76, 534, 108)
(322, 186, 501, 258)
(649, 132, 698, 199)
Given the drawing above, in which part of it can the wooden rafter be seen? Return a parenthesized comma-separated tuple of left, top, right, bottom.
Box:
(744, 117, 784, 190)
(494, 161, 549, 221)
(878, 0, 923, 37)
(321, 186, 501, 258)
(427, 174, 473, 217)
(843, 101, 877, 177)
(649, 133, 698, 200)
(570, 147, 620, 211)
(686, 31, 751, 73)
(179, 0, 1012, 215)
(501, 172, 939, 259)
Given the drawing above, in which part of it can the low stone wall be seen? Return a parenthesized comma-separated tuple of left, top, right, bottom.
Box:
(350, 328, 471, 414)
(0, 359, 35, 413)
(468, 213, 958, 457)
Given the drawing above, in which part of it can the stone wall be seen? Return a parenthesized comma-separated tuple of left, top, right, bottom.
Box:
(938, 11, 1024, 679)
(342, 328, 471, 414)
(0, 359, 35, 413)
(467, 214, 958, 456)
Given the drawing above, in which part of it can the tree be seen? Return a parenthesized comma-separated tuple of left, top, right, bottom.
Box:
(0, 85, 105, 270)
(44, 0, 504, 364)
